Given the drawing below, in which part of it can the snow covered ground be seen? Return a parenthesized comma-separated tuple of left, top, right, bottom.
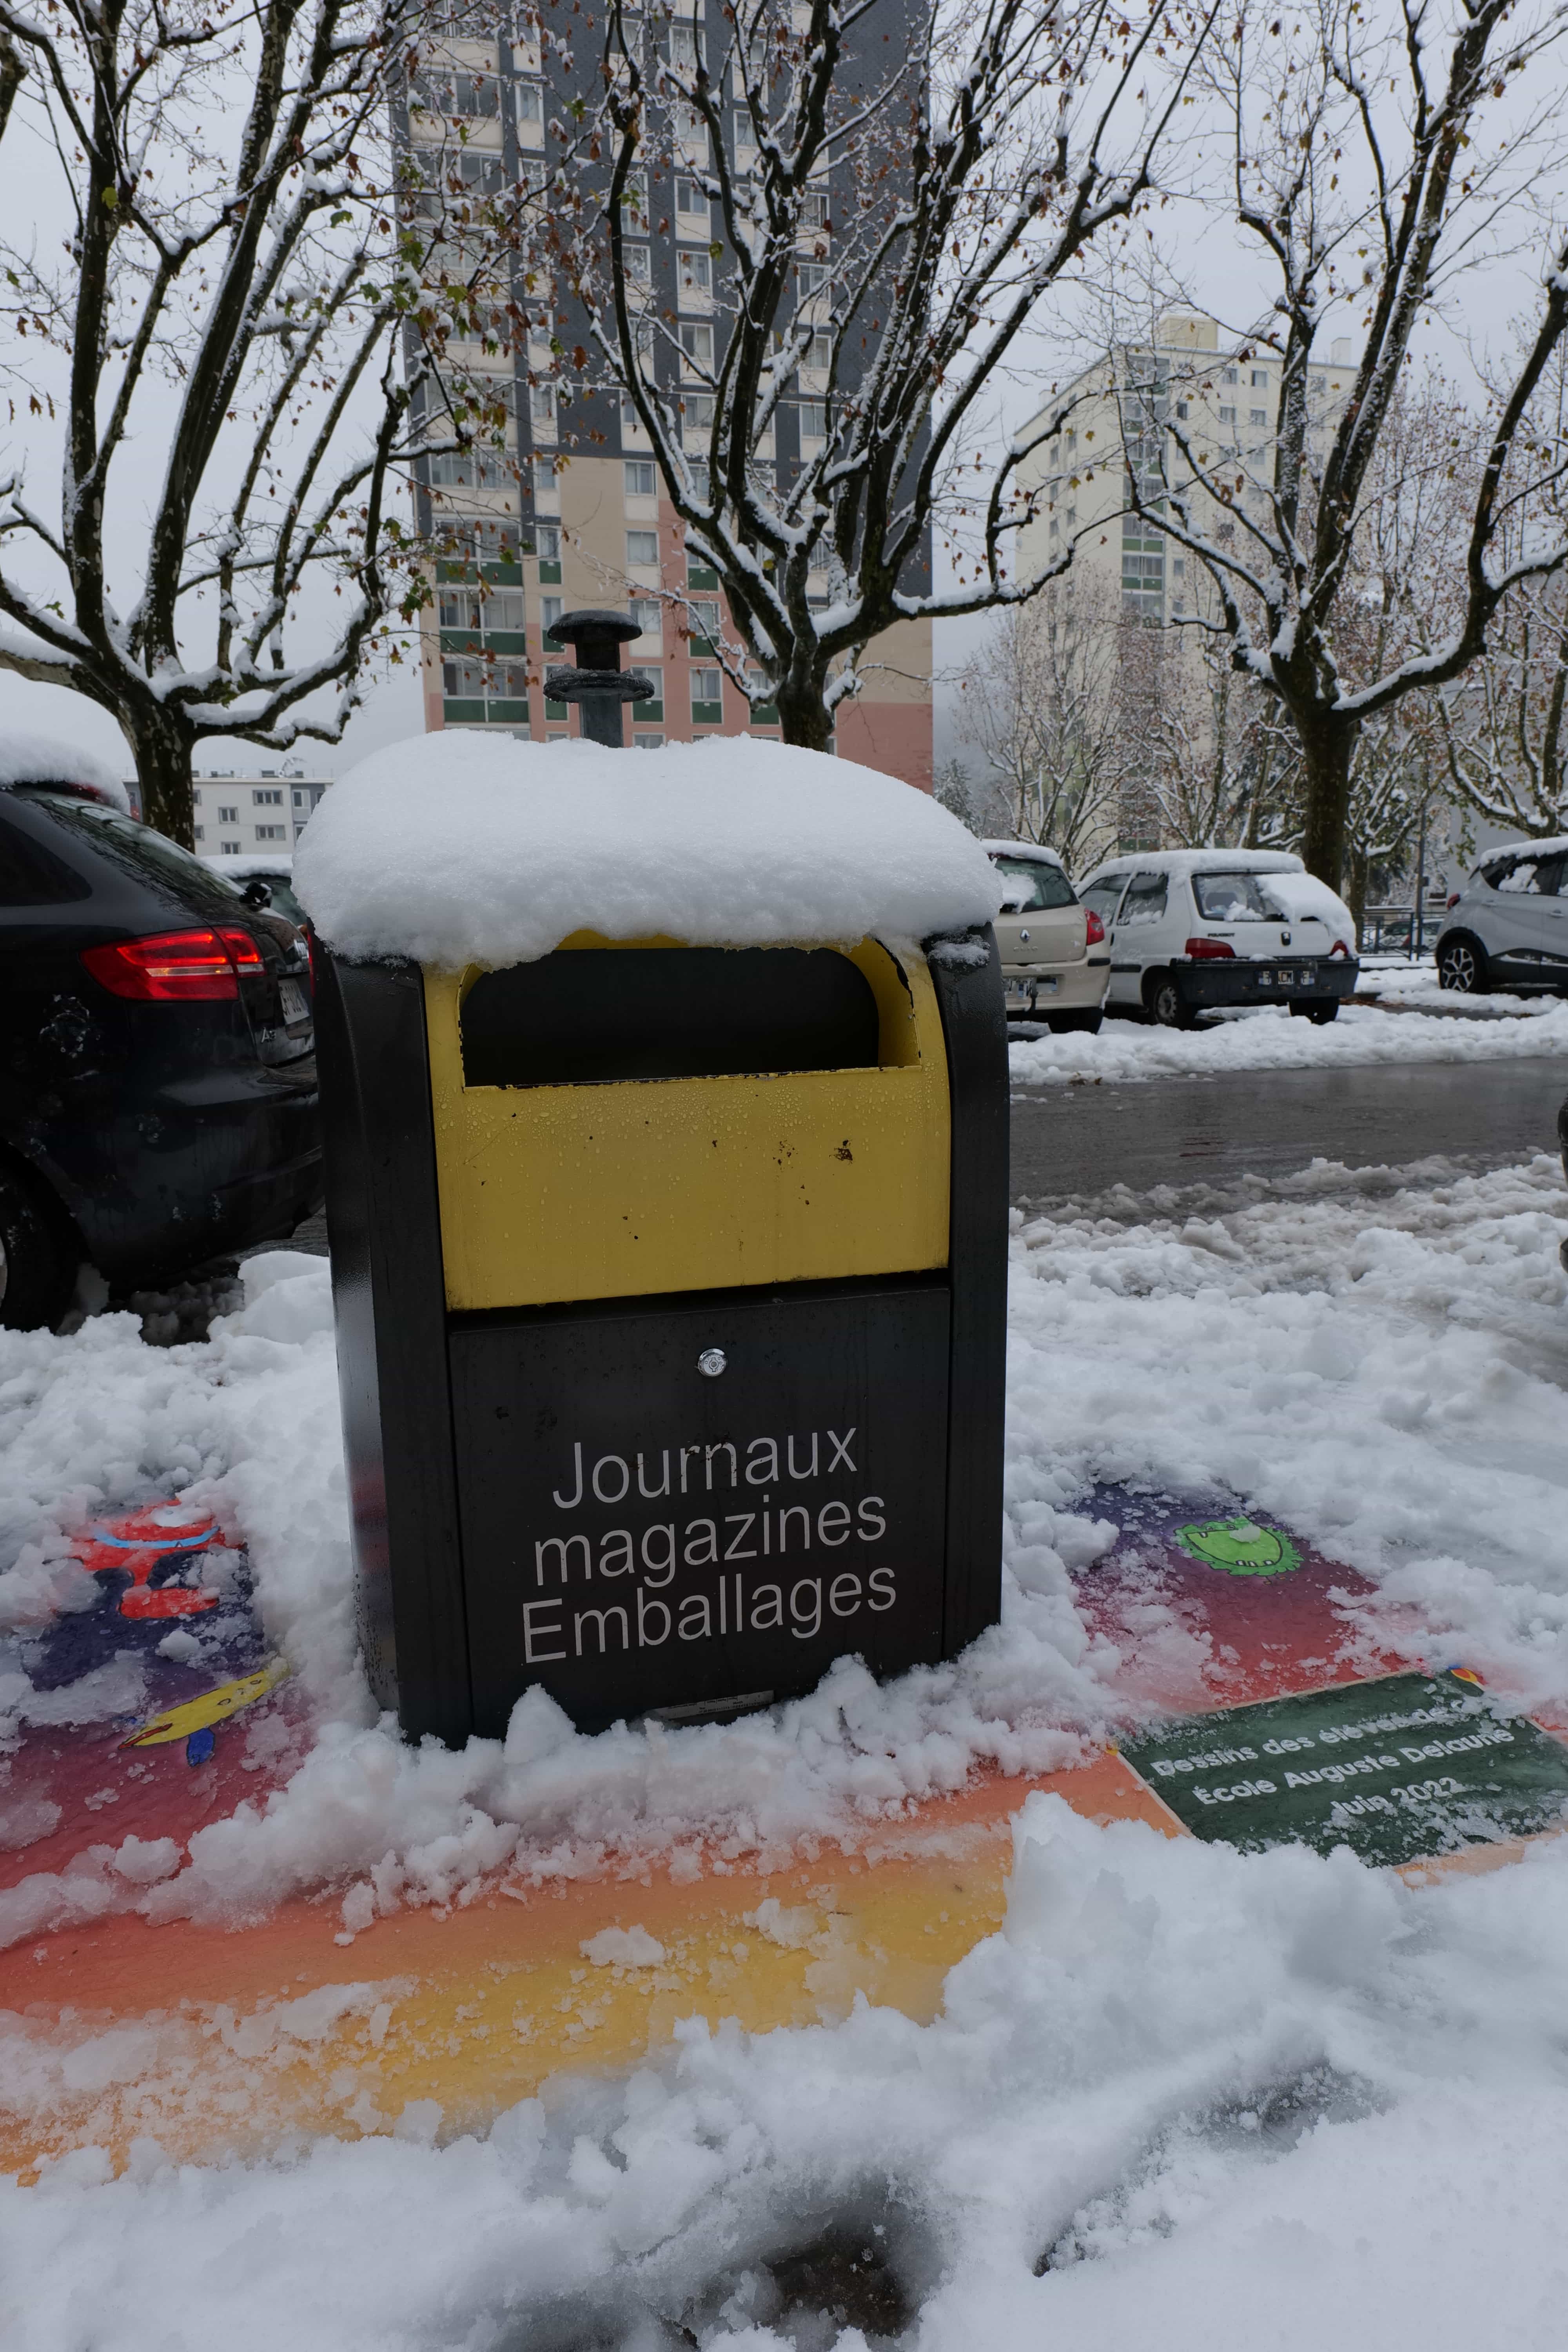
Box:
(1009, 996, 1568, 1084)
(4, 1150, 1568, 2349)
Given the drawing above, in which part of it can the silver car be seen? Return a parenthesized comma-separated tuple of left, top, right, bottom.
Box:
(1436, 840, 1568, 995)
(984, 841, 1111, 1034)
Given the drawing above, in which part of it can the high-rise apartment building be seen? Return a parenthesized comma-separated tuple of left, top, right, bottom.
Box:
(405, 3, 933, 783)
(1016, 312, 1355, 626)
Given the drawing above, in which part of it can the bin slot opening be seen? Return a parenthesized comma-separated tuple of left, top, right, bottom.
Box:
(460, 946, 882, 1087)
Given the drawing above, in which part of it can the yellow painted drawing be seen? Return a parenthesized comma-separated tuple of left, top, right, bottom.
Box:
(121, 1655, 290, 1748)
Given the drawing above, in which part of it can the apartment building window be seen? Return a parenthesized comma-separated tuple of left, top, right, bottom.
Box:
(747, 664, 778, 721)
(443, 515, 523, 567)
(633, 733, 665, 750)
(529, 385, 557, 430)
(798, 400, 827, 440)
(253, 788, 283, 806)
(293, 790, 307, 808)
(691, 666, 723, 721)
(1250, 407, 1267, 426)
(531, 525, 561, 563)
(637, 664, 664, 719)
(670, 22, 703, 68)
(255, 824, 288, 842)
(619, 167, 650, 225)
(541, 595, 564, 635)
(516, 80, 543, 125)
(624, 243, 652, 284)
(679, 249, 712, 299)
(688, 597, 720, 645)
(1048, 517, 1059, 539)
(630, 597, 662, 638)
(221, 842, 241, 855)
(680, 321, 715, 372)
(1175, 399, 1189, 419)
(681, 391, 715, 432)
(1252, 368, 1268, 386)
(796, 262, 830, 301)
(1223, 366, 1238, 383)
(218, 804, 238, 824)
(802, 330, 833, 373)
(1218, 404, 1236, 423)
(194, 825, 205, 841)
(800, 189, 829, 232)
(426, 448, 511, 488)
(626, 528, 659, 566)
(675, 176, 707, 221)
(733, 108, 757, 152)
(415, 68, 498, 116)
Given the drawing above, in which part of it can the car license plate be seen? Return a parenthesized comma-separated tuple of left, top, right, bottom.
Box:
(279, 978, 309, 1025)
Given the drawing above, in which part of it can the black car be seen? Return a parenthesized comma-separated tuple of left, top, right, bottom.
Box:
(0, 774, 323, 1327)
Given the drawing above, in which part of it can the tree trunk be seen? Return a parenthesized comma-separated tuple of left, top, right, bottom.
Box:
(1297, 715, 1357, 891)
(773, 668, 837, 755)
(1346, 845, 1370, 948)
(122, 706, 196, 847)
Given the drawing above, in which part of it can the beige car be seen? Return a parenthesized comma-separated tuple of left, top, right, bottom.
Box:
(985, 840, 1111, 1033)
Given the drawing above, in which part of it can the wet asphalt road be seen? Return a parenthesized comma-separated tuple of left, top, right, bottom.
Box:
(263, 1041, 1568, 1264)
(1009, 1047, 1568, 1205)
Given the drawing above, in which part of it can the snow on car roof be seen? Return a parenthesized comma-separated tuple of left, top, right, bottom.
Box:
(297, 731, 1003, 969)
(1479, 836, 1568, 864)
(982, 838, 1066, 867)
(1083, 847, 1304, 880)
(200, 851, 294, 878)
(0, 730, 131, 811)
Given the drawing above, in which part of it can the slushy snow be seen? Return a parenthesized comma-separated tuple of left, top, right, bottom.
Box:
(2, 1150, 1568, 2346)
(295, 732, 1002, 968)
(1009, 996, 1568, 1083)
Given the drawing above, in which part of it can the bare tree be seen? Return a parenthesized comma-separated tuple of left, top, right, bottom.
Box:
(0, 0, 519, 840)
(1130, 0, 1568, 888)
(1436, 349, 1568, 839)
(952, 576, 1131, 867)
(539, 0, 1219, 753)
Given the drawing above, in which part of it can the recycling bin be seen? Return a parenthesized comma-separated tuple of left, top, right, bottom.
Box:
(313, 886, 1007, 1743)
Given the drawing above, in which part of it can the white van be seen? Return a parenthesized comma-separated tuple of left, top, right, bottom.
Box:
(1076, 850, 1359, 1027)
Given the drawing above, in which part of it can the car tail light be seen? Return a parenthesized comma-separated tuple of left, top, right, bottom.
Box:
(219, 926, 265, 976)
(1185, 936, 1235, 960)
(1446, 891, 1460, 909)
(1084, 909, 1105, 945)
(82, 929, 242, 1000)
(1329, 938, 1352, 958)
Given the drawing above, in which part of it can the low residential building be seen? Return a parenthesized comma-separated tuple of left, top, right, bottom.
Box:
(190, 773, 330, 855)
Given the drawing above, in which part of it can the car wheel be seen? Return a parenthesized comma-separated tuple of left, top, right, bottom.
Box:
(1437, 937, 1490, 993)
(1147, 974, 1196, 1029)
(1047, 1011, 1103, 1035)
(0, 1164, 78, 1332)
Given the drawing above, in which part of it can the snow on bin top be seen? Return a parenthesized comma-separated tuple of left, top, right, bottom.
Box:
(0, 730, 130, 811)
(295, 730, 1003, 967)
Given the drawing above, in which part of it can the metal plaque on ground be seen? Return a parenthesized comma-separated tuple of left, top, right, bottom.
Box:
(1119, 1669, 1568, 1869)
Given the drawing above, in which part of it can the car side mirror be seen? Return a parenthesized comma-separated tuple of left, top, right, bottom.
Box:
(241, 879, 272, 909)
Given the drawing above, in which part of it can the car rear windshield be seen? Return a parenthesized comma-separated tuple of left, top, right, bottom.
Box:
(991, 855, 1077, 912)
(1191, 871, 1287, 921)
(24, 792, 255, 918)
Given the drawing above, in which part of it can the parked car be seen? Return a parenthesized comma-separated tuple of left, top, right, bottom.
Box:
(984, 841, 1111, 1034)
(1076, 850, 1360, 1028)
(0, 754, 322, 1328)
(1435, 840, 1568, 995)
(201, 851, 309, 929)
